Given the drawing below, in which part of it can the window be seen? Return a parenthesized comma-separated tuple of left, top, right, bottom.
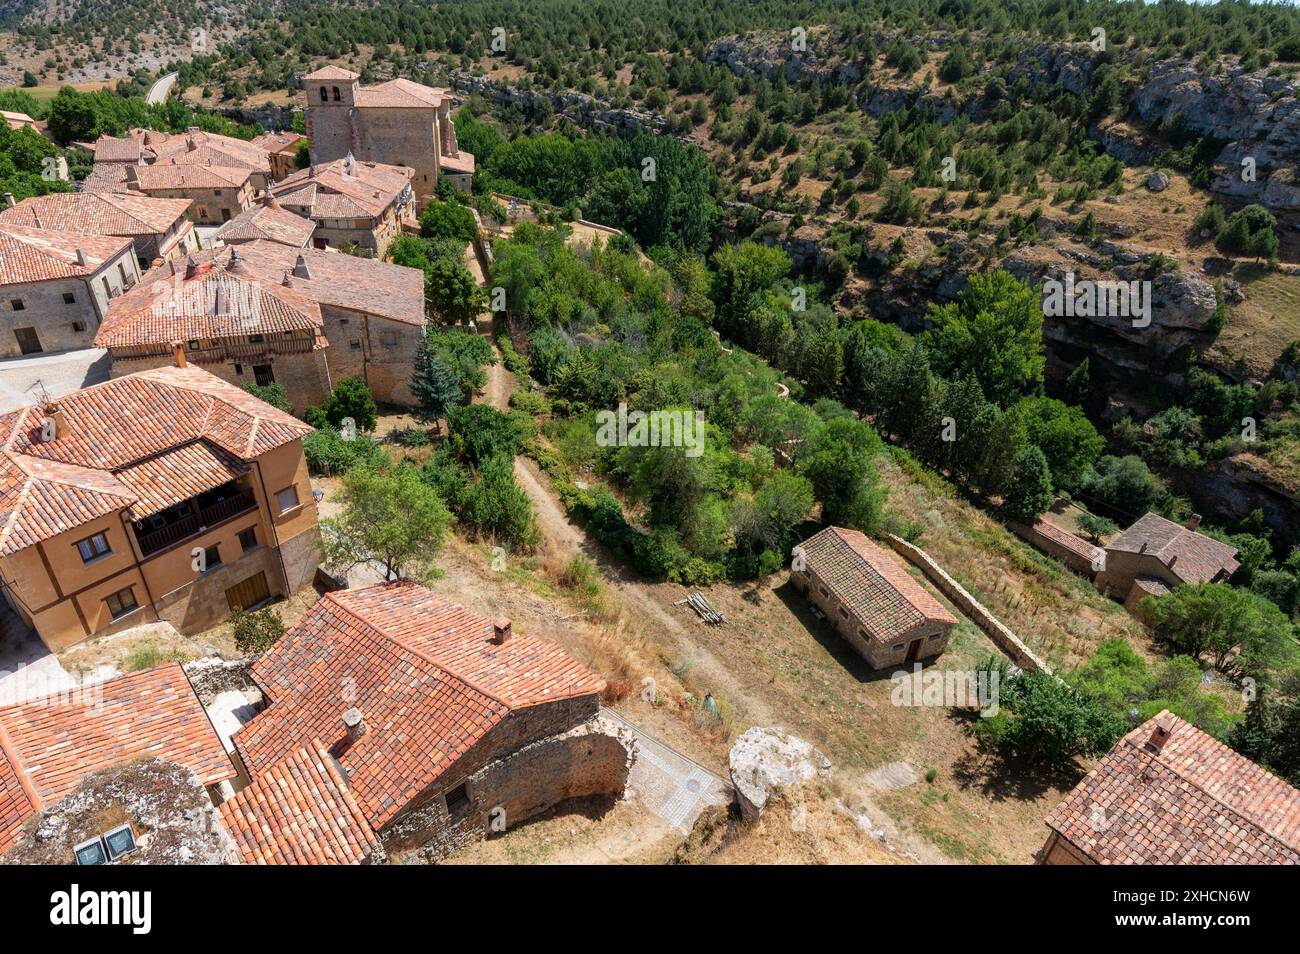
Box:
(117, 263, 128, 284)
(238, 526, 258, 552)
(838, 607, 849, 619)
(891, 643, 904, 652)
(253, 364, 274, 386)
(248, 333, 265, 343)
(9, 299, 24, 311)
(319, 86, 328, 103)
(105, 587, 138, 619)
(331, 86, 341, 101)
(233, 363, 243, 375)
(62, 292, 76, 304)
(818, 586, 829, 598)
(101, 276, 112, 298)
(75, 532, 111, 563)
(71, 320, 86, 333)
(445, 782, 469, 815)
(213, 189, 223, 197)
(381, 330, 398, 347)
(187, 339, 200, 349)
(928, 634, 942, 642)
(202, 544, 221, 571)
(276, 485, 300, 514)
(350, 339, 362, 350)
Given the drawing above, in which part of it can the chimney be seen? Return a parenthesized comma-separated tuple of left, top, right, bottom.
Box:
(1185, 514, 1202, 532)
(124, 165, 139, 186)
(3, 192, 14, 208)
(292, 253, 312, 280)
(74, 247, 87, 266)
(492, 617, 512, 644)
(171, 341, 187, 368)
(184, 255, 199, 279)
(1145, 717, 1175, 755)
(45, 404, 68, 440)
(342, 708, 366, 741)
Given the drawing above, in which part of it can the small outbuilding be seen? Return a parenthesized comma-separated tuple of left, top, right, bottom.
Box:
(792, 526, 958, 669)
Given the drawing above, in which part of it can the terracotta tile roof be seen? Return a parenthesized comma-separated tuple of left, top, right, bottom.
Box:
(250, 131, 305, 156)
(0, 664, 235, 854)
(96, 253, 324, 348)
(1130, 575, 1173, 598)
(440, 150, 475, 175)
(798, 526, 958, 644)
(1107, 513, 1240, 584)
(1046, 711, 1300, 864)
(150, 139, 271, 179)
(82, 162, 131, 194)
(0, 192, 192, 237)
(213, 202, 315, 247)
(0, 365, 312, 555)
(0, 731, 38, 855)
(1030, 517, 1104, 564)
(304, 65, 359, 81)
(234, 581, 603, 830)
(231, 240, 425, 326)
(271, 158, 411, 219)
(355, 77, 447, 109)
(92, 135, 144, 163)
(2, 110, 40, 133)
(116, 440, 250, 520)
(219, 742, 381, 865)
(0, 225, 131, 286)
(130, 162, 252, 191)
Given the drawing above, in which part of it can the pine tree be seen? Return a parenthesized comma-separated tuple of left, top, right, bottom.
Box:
(1004, 445, 1055, 521)
(410, 344, 462, 431)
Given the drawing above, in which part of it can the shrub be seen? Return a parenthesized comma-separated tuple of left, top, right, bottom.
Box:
(231, 607, 285, 655)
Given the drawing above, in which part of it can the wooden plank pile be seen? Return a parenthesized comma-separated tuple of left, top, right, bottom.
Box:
(675, 592, 725, 625)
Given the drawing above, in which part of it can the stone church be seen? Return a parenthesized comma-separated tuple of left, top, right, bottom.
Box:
(303, 66, 475, 204)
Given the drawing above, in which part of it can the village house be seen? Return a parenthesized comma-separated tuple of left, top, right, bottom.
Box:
(1094, 512, 1240, 612)
(304, 66, 474, 204)
(2, 110, 47, 136)
(250, 130, 307, 182)
(269, 154, 414, 255)
(212, 195, 316, 248)
(1039, 710, 1300, 864)
(793, 526, 958, 668)
(0, 225, 140, 357)
(229, 239, 425, 405)
(90, 128, 274, 193)
(228, 580, 632, 861)
(0, 364, 319, 651)
(0, 191, 198, 268)
(0, 663, 237, 858)
(96, 249, 333, 412)
(124, 162, 255, 226)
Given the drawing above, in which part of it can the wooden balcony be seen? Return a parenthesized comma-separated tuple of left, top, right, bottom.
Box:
(135, 491, 257, 557)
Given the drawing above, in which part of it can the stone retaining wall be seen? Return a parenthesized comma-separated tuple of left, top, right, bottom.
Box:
(885, 534, 1052, 674)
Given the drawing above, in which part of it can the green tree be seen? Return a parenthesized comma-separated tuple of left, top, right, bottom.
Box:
(426, 256, 485, 325)
(976, 669, 1125, 766)
(1215, 204, 1279, 261)
(1144, 582, 1297, 683)
(1016, 396, 1104, 491)
(410, 346, 462, 429)
(239, 381, 293, 414)
(1004, 445, 1054, 521)
(321, 463, 453, 581)
(924, 270, 1045, 407)
(419, 199, 478, 242)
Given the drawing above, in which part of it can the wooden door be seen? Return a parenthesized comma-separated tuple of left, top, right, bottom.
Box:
(904, 638, 923, 664)
(13, 327, 42, 355)
(225, 571, 270, 612)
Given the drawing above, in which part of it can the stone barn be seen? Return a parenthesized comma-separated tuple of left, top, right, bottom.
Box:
(1094, 512, 1239, 614)
(793, 526, 958, 669)
(229, 581, 634, 862)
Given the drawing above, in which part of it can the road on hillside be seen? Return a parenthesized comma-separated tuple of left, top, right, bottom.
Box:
(146, 72, 179, 105)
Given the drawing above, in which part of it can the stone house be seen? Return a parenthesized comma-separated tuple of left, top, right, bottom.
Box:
(793, 526, 958, 669)
(96, 250, 333, 412)
(1039, 711, 1300, 864)
(212, 196, 316, 248)
(91, 128, 275, 193)
(125, 162, 255, 226)
(0, 663, 237, 859)
(0, 225, 141, 357)
(269, 155, 414, 256)
(0, 191, 198, 269)
(0, 365, 320, 651)
(230, 239, 426, 405)
(304, 66, 474, 204)
(250, 130, 306, 182)
(228, 580, 632, 861)
(1095, 512, 1240, 613)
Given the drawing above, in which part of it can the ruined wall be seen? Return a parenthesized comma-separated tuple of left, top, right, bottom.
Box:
(385, 714, 635, 862)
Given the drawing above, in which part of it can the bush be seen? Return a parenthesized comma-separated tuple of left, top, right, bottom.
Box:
(302, 427, 384, 475)
(1077, 512, 1119, 543)
(231, 607, 285, 655)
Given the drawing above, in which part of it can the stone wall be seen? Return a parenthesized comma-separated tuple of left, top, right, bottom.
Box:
(0, 248, 139, 357)
(885, 534, 1052, 674)
(277, 524, 322, 595)
(320, 305, 420, 406)
(389, 713, 635, 862)
(152, 545, 284, 634)
(109, 348, 333, 415)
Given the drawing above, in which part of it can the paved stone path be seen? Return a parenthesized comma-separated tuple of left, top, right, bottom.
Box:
(602, 708, 731, 833)
(866, 760, 920, 791)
